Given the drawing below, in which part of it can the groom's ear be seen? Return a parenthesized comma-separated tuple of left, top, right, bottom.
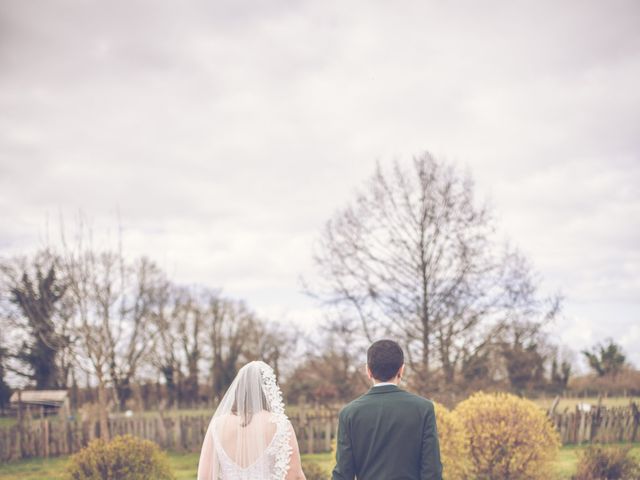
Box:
(365, 364, 373, 380)
(398, 364, 406, 380)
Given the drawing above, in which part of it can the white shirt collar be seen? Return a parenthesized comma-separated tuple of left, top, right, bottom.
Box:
(372, 382, 397, 387)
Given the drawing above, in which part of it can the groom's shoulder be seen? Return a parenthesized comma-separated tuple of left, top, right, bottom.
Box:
(400, 389, 436, 410)
(337, 391, 375, 420)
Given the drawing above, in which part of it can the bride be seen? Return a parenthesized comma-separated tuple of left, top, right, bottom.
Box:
(197, 361, 307, 480)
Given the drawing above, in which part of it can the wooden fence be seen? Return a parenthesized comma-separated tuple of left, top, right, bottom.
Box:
(0, 406, 337, 463)
(1, 404, 638, 463)
(549, 403, 639, 444)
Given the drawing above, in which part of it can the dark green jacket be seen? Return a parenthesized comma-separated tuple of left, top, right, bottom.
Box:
(332, 385, 442, 480)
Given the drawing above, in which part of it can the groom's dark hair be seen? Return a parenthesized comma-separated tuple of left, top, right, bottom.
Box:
(367, 339, 404, 381)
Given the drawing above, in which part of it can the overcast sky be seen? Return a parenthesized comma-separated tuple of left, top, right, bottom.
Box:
(1, 0, 639, 369)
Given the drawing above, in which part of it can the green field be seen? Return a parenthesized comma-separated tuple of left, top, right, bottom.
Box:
(0, 444, 638, 480)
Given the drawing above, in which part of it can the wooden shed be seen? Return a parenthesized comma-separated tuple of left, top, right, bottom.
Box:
(10, 390, 70, 417)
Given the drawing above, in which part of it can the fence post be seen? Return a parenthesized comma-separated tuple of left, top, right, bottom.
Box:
(324, 420, 332, 452)
(43, 417, 50, 458)
(632, 403, 639, 442)
(306, 423, 314, 454)
(16, 390, 23, 460)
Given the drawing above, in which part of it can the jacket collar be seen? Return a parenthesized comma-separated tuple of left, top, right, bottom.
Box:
(366, 384, 401, 395)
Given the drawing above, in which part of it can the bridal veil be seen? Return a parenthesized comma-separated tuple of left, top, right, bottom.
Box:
(197, 361, 301, 480)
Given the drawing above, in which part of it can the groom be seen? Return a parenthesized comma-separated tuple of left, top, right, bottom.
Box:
(332, 340, 442, 480)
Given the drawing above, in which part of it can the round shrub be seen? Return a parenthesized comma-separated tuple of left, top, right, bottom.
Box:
(66, 434, 175, 480)
(455, 391, 560, 480)
(574, 445, 640, 480)
(433, 402, 472, 480)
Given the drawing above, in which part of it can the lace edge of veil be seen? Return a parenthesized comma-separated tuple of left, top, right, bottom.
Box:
(259, 363, 293, 480)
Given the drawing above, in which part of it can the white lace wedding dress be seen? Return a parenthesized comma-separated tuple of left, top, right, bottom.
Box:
(197, 361, 303, 480)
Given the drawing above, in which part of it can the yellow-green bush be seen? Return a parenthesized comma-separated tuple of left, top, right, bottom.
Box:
(434, 402, 472, 480)
(574, 445, 640, 480)
(455, 391, 560, 480)
(66, 434, 175, 480)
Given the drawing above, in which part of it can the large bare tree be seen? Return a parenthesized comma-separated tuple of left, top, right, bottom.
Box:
(61, 245, 115, 438)
(58, 219, 166, 436)
(309, 153, 559, 392)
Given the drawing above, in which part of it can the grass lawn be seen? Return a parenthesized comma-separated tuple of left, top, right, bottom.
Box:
(0, 453, 204, 480)
(1, 444, 639, 480)
(553, 443, 640, 479)
(0, 453, 330, 480)
(0, 418, 16, 429)
(0, 455, 196, 480)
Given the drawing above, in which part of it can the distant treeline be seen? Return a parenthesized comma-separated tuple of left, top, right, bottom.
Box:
(0, 235, 298, 438)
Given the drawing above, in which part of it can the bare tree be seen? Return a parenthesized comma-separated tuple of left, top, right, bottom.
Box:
(309, 153, 560, 392)
(61, 244, 115, 438)
(251, 320, 300, 380)
(58, 219, 167, 436)
(550, 352, 572, 392)
(149, 281, 183, 407)
(107, 257, 165, 411)
(285, 319, 368, 404)
(493, 253, 561, 394)
(179, 288, 205, 405)
(206, 296, 262, 399)
(151, 286, 292, 406)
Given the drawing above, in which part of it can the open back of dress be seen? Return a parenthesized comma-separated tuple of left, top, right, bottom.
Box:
(213, 411, 290, 479)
